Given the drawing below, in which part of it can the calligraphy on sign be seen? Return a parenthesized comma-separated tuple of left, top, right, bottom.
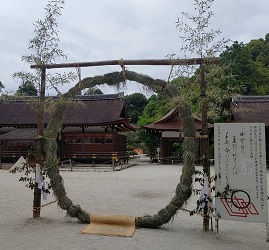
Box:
(214, 123, 268, 223)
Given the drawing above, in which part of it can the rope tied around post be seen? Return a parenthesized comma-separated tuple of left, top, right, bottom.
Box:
(119, 58, 126, 81)
(74, 63, 82, 89)
(167, 59, 175, 84)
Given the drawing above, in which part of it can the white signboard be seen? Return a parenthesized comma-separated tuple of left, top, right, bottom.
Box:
(214, 123, 268, 223)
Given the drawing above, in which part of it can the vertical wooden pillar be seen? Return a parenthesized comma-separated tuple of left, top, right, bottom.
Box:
(33, 67, 46, 218)
(159, 137, 163, 164)
(0, 140, 3, 169)
(200, 64, 210, 231)
(266, 222, 269, 242)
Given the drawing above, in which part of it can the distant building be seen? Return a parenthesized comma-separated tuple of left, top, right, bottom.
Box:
(0, 93, 136, 166)
(143, 108, 213, 164)
(230, 95, 269, 161)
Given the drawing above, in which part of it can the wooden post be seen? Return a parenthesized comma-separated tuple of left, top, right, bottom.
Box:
(33, 67, 46, 218)
(112, 159, 115, 171)
(215, 218, 219, 239)
(33, 180, 41, 217)
(200, 64, 210, 231)
(70, 159, 73, 172)
(0, 140, 3, 169)
(266, 222, 269, 242)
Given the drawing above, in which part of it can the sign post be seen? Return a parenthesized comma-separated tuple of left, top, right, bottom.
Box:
(214, 123, 268, 228)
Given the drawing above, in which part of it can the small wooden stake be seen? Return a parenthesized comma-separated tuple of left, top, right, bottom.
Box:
(203, 213, 210, 231)
(215, 218, 219, 239)
(266, 222, 269, 242)
(210, 217, 213, 231)
(33, 181, 41, 217)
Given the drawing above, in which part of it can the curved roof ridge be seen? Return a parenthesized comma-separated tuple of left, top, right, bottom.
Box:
(154, 108, 177, 123)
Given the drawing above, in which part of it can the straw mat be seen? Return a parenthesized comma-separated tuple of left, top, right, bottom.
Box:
(80, 214, 136, 237)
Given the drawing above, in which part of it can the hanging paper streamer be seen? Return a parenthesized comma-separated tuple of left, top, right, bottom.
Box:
(198, 174, 213, 215)
(199, 174, 208, 210)
(35, 164, 48, 200)
(35, 164, 43, 189)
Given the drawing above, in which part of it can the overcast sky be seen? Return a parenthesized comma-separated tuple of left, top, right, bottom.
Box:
(1, 0, 269, 96)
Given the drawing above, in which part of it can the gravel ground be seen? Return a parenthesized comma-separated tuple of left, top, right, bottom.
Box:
(0, 157, 268, 250)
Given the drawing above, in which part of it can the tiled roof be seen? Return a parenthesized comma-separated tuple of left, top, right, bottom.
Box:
(144, 108, 213, 131)
(63, 98, 125, 126)
(230, 96, 269, 126)
(0, 128, 37, 140)
(0, 93, 135, 131)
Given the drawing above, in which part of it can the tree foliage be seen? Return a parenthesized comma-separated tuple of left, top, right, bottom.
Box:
(16, 81, 38, 96)
(170, 64, 242, 123)
(83, 87, 103, 95)
(0, 81, 4, 94)
(136, 93, 172, 154)
(221, 34, 269, 95)
(126, 93, 147, 124)
(220, 41, 256, 94)
(156, 32, 269, 124)
(163, 0, 232, 124)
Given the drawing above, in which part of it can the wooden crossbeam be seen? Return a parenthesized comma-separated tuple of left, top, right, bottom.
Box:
(30, 57, 221, 69)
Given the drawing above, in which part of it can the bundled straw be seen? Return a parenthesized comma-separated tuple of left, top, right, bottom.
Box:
(43, 71, 197, 227)
(135, 102, 197, 228)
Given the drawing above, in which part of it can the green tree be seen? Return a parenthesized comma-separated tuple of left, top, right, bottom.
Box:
(220, 41, 257, 94)
(83, 87, 103, 95)
(16, 81, 38, 96)
(169, 0, 234, 124)
(138, 95, 159, 126)
(0, 81, 4, 94)
(173, 33, 269, 123)
(137, 94, 171, 155)
(172, 62, 245, 123)
(136, 129, 159, 156)
(246, 34, 269, 94)
(220, 35, 269, 96)
(126, 93, 147, 124)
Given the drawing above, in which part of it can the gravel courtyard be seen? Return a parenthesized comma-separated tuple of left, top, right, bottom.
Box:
(0, 158, 268, 250)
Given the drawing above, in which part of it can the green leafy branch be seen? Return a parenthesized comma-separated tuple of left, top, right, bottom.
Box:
(10, 162, 35, 190)
(10, 146, 51, 192)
